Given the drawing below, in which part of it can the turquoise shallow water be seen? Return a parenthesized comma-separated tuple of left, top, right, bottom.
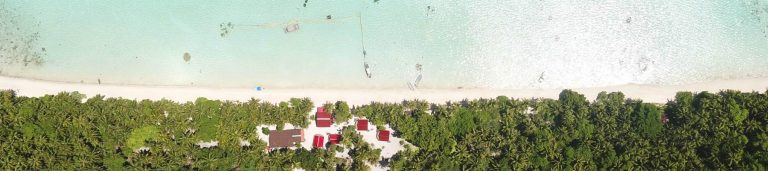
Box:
(1, 0, 768, 89)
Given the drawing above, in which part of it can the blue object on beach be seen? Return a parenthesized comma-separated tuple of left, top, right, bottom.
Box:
(255, 86, 263, 91)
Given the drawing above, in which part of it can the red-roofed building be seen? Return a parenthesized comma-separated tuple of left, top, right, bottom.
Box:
(316, 107, 333, 127)
(328, 134, 340, 144)
(312, 134, 324, 148)
(268, 129, 304, 151)
(377, 130, 390, 142)
(356, 119, 369, 131)
(317, 107, 325, 113)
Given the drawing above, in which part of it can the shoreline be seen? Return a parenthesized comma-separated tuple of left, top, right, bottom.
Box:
(1, 75, 767, 105)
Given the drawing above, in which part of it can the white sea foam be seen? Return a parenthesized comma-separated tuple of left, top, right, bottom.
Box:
(463, 0, 768, 89)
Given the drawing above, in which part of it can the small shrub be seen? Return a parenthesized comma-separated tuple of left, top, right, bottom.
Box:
(262, 127, 270, 135)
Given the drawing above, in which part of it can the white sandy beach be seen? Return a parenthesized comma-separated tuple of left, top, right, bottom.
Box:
(2, 75, 767, 105)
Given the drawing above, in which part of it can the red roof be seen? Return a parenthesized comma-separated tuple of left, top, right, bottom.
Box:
(356, 119, 369, 131)
(328, 134, 340, 144)
(316, 108, 333, 127)
(268, 129, 304, 149)
(378, 130, 390, 141)
(312, 135, 324, 148)
(317, 107, 325, 113)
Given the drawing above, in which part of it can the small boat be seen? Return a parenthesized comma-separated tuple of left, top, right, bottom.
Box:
(284, 23, 299, 33)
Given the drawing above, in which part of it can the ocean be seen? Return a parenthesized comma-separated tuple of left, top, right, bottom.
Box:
(1, 0, 768, 89)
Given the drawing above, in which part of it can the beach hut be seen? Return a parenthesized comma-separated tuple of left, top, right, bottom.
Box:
(356, 119, 369, 131)
(312, 134, 325, 149)
(328, 134, 341, 144)
(316, 107, 333, 127)
(268, 129, 304, 151)
(377, 130, 390, 142)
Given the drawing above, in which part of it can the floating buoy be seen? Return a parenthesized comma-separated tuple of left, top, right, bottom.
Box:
(284, 23, 299, 33)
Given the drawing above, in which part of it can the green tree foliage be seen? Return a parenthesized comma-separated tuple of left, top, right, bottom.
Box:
(354, 89, 768, 170)
(337, 125, 381, 170)
(449, 108, 476, 139)
(631, 102, 663, 137)
(261, 127, 270, 135)
(193, 97, 221, 141)
(0, 90, 318, 170)
(335, 101, 352, 124)
(126, 126, 160, 152)
(2, 89, 768, 170)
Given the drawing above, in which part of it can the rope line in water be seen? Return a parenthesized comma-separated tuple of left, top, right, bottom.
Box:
(358, 13, 366, 59)
(358, 12, 371, 78)
(230, 15, 360, 29)
(221, 13, 371, 78)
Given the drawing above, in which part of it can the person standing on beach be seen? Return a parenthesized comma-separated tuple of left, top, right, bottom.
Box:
(364, 63, 372, 78)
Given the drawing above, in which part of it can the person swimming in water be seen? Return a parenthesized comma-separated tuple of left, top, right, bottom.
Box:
(363, 50, 372, 78)
(364, 63, 372, 78)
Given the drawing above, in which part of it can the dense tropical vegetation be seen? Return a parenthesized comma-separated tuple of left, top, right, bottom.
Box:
(0, 90, 319, 170)
(368, 90, 768, 170)
(1, 89, 767, 170)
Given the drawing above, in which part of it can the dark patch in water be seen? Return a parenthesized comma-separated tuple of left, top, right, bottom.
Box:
(744, 0, 768, 38)
(219, 22, 234, 37)
(425, 5, 435, 17)
(183, 52, 191, 62)
(0, 3, 45, 66)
